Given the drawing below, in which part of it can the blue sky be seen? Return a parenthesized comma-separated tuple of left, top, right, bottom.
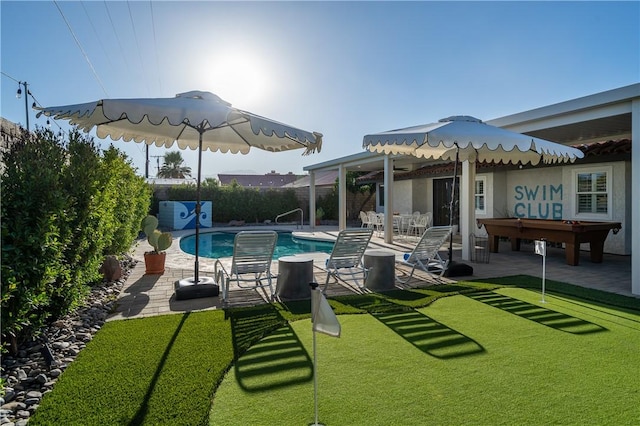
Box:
(1, 1, 638, 178)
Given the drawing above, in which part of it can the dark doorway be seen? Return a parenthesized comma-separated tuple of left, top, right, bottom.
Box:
(432, 177, 459, 226)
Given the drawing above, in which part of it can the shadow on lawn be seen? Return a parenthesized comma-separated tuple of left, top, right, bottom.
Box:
(340, 294, 485, 359)
(129, 312, 189, 426)
(226, 304, 313, 393)
(466, 291, 608, 334)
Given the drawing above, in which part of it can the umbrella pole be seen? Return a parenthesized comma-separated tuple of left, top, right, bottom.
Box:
(174, 129, 219, 300)
(448, 149, 459, 261)
(444, 147, 473, 278)
(194, 131, 203, 283)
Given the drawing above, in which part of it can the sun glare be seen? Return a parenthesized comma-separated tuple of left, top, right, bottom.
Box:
(205, 50, 271, 108)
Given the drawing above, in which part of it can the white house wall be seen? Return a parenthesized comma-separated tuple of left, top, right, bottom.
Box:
(383, 177, 432, 215)
(566, 161, 627, 255)
(393, 179, 413, 214)
(411, 178, 430, 214)
(475, 172, 506, 237)
(624, 161, 633, 255)
(490, 172, 508, 218)
(483, 161, 628, 256)
(506, 167, 564, 220)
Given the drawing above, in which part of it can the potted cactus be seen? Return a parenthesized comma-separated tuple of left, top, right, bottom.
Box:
(141, 215, 173, 275)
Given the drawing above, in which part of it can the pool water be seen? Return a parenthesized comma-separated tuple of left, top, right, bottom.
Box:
(179, 231, 334, 259)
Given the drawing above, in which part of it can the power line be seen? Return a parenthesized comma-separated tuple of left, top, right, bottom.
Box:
(103, 1, 132, 81)
(1, 70, 19, 83)
(149, 0, 163, 94)
(127, 1, 150, 96)
(53, 0, 109, 97)
(1, 72, 66, 134)
(80, 1, 115, 72)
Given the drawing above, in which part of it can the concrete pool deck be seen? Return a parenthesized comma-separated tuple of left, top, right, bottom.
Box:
(108, 225, 636, 321)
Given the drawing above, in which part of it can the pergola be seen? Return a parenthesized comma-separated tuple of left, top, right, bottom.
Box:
(304, 84, 640, 295)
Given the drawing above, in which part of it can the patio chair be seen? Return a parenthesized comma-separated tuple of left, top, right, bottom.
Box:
(407, 213, 430, 238)
(397, 226, 452, 283)
(360, 211, 373, 228)
(367, 211, 384, 236)
(215, 231, 278, 302)
(323, 228, 373, 292)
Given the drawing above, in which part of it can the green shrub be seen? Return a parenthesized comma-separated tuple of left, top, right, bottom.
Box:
(102, 147, 151, 254)
(1, 128, 151, 351)
(166, 183, 300, 223)
(317, 187, 338, 220)
(1, 128, 70, 348)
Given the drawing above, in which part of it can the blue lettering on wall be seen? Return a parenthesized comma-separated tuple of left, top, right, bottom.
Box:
(524, 186, 538, 200)
(514, 186, 524, 201)
(512, 184, 563, 219)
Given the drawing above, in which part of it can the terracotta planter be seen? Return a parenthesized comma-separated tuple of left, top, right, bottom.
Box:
(144, 252, 166, 275)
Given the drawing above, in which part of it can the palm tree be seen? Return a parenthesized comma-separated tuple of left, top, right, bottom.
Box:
(157, 151, 192, 178)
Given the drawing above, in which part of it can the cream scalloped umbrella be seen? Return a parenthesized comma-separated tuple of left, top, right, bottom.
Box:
(37, 91, 322, 288)
(364, 115, 582, 164)
(363, 115, 583, 276)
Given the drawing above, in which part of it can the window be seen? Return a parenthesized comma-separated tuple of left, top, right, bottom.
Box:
(573, 166, 612, 219)
(475, 177, 486, 214)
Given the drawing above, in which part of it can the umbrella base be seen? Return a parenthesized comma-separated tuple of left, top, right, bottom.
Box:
(175, 276, 219, 300)
(443, 261, 474, 278)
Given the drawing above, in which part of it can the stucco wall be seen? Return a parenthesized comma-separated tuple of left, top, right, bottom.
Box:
(474, 172, 507, 237)
(392, 180, 413, 214)
(506, 167, 565, 220)
(484, 162, 628, 255)
(411, 178, 430, 214)
(416, 178, 433, 215)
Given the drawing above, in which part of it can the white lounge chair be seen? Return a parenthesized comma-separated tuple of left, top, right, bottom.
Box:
(397, 226, 452, 283)
(323, 228, 373, 292)
(215, 231, 278, 302)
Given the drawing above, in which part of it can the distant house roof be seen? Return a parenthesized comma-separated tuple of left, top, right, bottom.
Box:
(357, 139, 632, 183)
(282, 170, 338, 188)
(218, 171, 301, 188)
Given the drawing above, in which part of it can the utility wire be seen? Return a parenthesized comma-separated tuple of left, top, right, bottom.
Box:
(149, 0, 163, 94)
(1, 70, 20, 83)
(53, 0, 109, 97)
(29, 92, 66, 134)
(127, 0, 151, 96)
(103, 0, 132, 77)
(1, 72, 66, 134)
(80, 1, 114, 72)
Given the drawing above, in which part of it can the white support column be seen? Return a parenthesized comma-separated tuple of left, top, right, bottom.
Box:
(632, 99, 639, 295)
(383, 156, 394, 243)
(461, 160, 476, 261)
(309, 171, 316, 229)
(338, 164, 347, 230)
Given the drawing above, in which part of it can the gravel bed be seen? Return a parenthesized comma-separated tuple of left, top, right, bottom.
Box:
(1, 257, 136, 426)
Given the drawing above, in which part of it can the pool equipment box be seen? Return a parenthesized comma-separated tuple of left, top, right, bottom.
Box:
(158, 201, 212, 230)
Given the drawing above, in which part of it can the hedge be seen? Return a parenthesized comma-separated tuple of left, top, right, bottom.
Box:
(1, 128, 151, 351)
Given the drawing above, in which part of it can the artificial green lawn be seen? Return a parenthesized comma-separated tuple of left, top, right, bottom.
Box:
(29, 312, 236, 425)
(210, 287, 640, 425)
(28, 278, 640, 425)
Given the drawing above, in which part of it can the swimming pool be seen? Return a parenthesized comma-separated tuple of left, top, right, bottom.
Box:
(179, 231, 335, 258)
